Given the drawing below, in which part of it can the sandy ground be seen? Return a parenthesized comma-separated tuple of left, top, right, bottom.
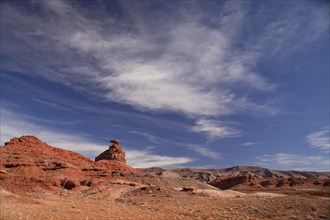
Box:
(1, 184, 329, 220)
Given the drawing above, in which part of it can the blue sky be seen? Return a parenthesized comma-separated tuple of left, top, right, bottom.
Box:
(1, 0, 329, 170)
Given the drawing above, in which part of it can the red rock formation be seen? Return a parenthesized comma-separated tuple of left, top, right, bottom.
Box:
(95, 160, 136, 173)
(0, 136, 136, 193)
(209, 174, 330, 190)
(95, 139, 126, 163)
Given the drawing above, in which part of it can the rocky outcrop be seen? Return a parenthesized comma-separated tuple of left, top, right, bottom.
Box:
(0, 136, 136, 194)
(209, 175, 330, 190)
(209, 175, 257, 190)
(177, 171, 216, 182)
(95, 140, 126, 163)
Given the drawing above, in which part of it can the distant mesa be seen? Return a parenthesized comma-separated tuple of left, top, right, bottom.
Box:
(95, 139, 126, 163)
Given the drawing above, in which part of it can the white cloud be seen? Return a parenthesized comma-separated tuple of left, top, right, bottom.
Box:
(126, 150, 193, 168)
(306, 126, 330, 151)
(241, 142, 258, 146)
(0, 107, 193, 168)
(256, 153, 329, 171)
(191, 118, 241, 139)
(186, 144, 222, 160)
(41, 0, 72, 16)
(0, 1, 278, 120)
(129, 131, 163, 144)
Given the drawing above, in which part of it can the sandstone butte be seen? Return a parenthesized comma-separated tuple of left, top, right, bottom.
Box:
(0, 135, 136, 191)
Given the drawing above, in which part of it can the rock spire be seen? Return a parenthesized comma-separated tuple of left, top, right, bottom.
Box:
(95, 139, 126, 163)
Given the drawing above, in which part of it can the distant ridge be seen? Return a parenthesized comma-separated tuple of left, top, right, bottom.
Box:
(142, 166, 330, 182)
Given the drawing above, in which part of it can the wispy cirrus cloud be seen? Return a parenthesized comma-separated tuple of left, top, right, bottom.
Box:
(241, 142, 258, 147)
(126, 150, 193, 168)
(256, 153, 329, 172)
(246, 1, 329, 61)
(306, 126, 330, 152)
(255, 126, 329, 171)
(191, 118, 242, 140)
(1, 1, 275, 119)
(129, 131, 163, 145)
(130, 130, 222, 160)
(186, 144, 222, 160)
(1, 1, 327, 140)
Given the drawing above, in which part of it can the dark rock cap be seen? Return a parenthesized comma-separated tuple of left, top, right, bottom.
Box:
(110, 140, 120, 144)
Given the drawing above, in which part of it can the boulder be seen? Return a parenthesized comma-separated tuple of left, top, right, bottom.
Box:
(61, 178, 81, 191)
(182, 187, 195, 192)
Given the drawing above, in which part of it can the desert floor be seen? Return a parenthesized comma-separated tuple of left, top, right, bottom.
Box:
(1, 183, 329, 220)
